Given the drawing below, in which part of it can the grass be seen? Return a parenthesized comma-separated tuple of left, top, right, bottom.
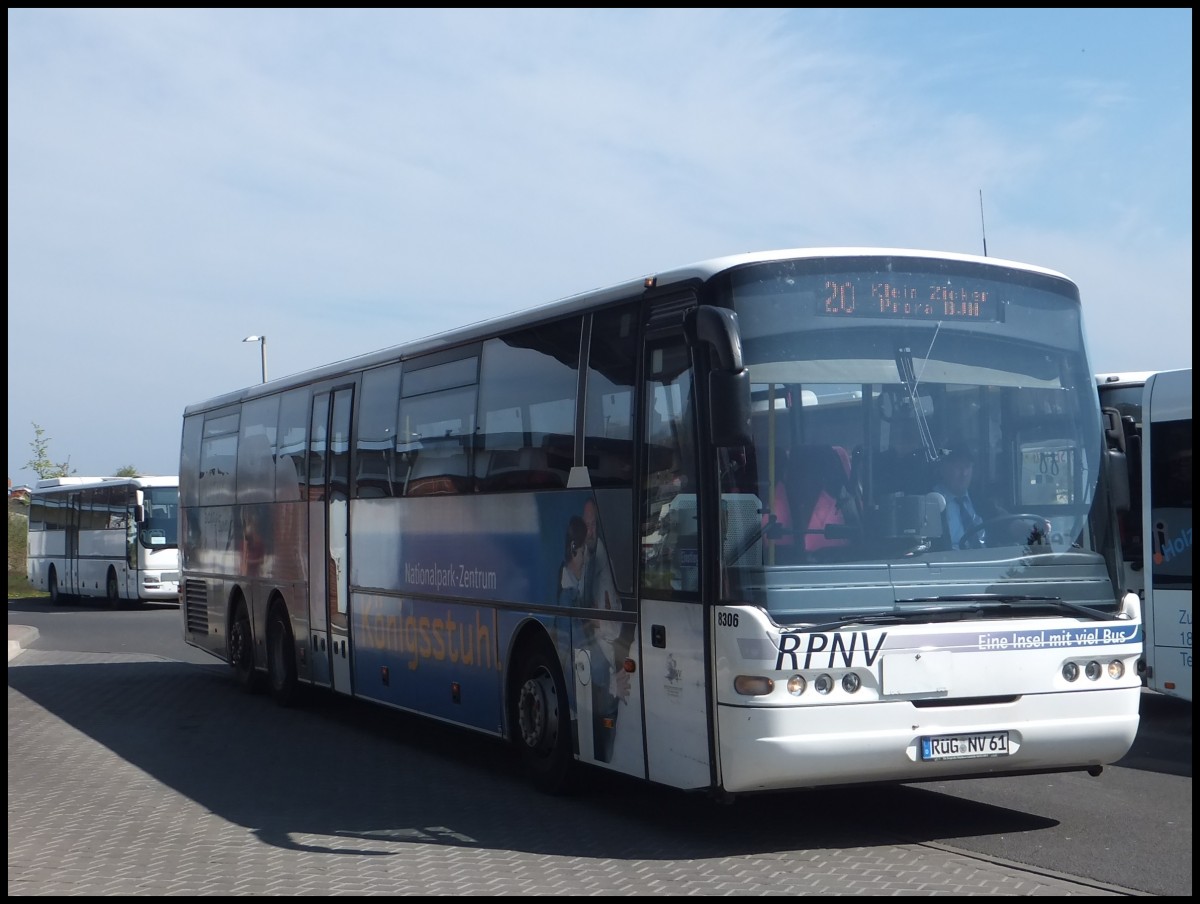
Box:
(8, 504, 46, 599)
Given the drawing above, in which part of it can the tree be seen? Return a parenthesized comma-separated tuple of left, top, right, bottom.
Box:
(114, 465, 140, 477)
(25, 423, 75, 479)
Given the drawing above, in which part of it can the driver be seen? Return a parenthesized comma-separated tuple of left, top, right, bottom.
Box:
(932, 442, 1044, 549)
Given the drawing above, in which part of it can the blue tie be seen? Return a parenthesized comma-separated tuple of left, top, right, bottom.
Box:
(957, 496, 979, 548)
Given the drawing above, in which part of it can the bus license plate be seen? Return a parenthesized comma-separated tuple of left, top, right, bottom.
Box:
(921, 731, 1010, 761)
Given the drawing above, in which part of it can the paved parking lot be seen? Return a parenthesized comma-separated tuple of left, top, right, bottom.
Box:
(8, 639, 1127, 896)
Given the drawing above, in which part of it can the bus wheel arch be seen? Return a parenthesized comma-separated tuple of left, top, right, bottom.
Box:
(227, 591, 262, 693)
(265, 595, 300, 707)
(506, 627, 575, 794)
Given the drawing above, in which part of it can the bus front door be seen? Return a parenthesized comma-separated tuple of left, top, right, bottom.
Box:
(307, 386, 355, 694)
(637, 326, 714, 790)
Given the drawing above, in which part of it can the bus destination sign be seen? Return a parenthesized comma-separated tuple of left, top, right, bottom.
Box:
(818, 278, 1000, 321)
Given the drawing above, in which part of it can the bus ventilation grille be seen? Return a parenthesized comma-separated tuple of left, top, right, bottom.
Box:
(184, 580, 210, 633)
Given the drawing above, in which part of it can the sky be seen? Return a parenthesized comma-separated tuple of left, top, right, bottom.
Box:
(7, 8, 1192, 487)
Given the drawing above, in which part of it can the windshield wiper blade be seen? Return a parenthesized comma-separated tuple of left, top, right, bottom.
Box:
(897, 594, 1112, 621)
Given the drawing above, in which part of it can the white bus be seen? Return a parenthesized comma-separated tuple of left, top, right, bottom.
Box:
(181, 248, 1142, 797)
(1097, 369, 1192, 701)
(27, 476, 181, 607)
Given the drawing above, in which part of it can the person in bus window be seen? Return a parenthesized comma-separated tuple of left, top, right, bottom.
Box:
(933, 442, 1044, 549)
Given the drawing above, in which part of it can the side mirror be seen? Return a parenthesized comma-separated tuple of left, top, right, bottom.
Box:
(709, 369, 752, 447)
(687, 305, 751, 447)
(134, 504, 146, 525)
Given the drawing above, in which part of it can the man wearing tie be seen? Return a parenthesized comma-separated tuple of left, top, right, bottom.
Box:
(933, 442, 988, 549)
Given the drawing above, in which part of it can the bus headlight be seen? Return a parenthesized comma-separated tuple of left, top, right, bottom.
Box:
(1062, 662, 1080, 682)
(1085, 660, 1103, 681)
(786, 675, 806, 696)
(814, 674, 834, 695)
(1107, 660, 1125, 680)
(841, 673, 862, 694)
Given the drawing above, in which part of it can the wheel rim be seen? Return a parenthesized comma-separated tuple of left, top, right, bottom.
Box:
(517, 669, 560, 754)
(231, 618, 251, 670)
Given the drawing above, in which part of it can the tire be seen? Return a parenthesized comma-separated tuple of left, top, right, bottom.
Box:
(266, 606, 299, 707)
(106, 569, 122, 609)
(49, 569, 68, 606)
(228, 602, 262, 692)
(509, 644, 575, 794)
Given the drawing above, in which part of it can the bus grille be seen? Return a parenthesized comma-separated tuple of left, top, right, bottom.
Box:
(184, 580, 210, 634)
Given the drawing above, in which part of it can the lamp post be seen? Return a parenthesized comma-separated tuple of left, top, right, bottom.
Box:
(243, 335, 267, 383)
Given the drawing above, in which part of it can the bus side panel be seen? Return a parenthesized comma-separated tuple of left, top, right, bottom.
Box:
(351, 591, 504, 732)
(1143, 369, 1192, 701)
(347, 492, 646, 775)
(1147, 588, 1192, 701)
(640, 597, 711, 790)
(27, 529, 66, 589)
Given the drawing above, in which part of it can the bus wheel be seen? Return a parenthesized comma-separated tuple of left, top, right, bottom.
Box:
(267, 607, 299, 707)
(49, 569, 68, 606)
(228, 602, 261, 692)
(510, 645, 574, 794)
(106, 569, 121, 609)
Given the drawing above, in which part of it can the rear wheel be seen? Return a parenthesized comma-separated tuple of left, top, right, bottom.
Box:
(509, 644, 574, 794)
(49, 569, 68, 606)
(106, 569, 122, 609)
(228, 601, 262, 692)
(267, 606, 299, 707)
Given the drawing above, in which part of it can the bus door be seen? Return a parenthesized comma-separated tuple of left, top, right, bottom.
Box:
(307, 386, 355, 694)
(65, 490, 82, 596)
(637, 309, 714, 790)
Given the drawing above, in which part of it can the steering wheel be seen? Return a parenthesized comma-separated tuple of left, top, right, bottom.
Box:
(961, 514, 1051, 547)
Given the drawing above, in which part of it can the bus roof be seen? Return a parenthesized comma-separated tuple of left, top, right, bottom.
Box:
(1096, 372, 1157, 387)
(33, 476, 179, 491)
(184, 246, 1075, 417)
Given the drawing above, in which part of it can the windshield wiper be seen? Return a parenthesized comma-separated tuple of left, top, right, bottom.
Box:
(896, 594, 1112, 621)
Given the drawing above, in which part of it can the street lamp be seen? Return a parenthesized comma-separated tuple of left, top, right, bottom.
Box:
(243, 335, 267, 383)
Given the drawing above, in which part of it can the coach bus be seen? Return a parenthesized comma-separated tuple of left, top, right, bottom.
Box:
(27, 475, 181, 606)
(180, 248, 1142, 797)
(1097, 369, 1192, 701)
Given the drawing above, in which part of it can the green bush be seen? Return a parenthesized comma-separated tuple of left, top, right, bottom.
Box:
(8, 506, 45, 599)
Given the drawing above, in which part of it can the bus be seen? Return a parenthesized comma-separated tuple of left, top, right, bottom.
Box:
(27, 475, 181, 607)
(180, 248, 1142, 797)
(1097, 369, 1192, 701)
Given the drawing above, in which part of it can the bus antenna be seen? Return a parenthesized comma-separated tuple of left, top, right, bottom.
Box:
(978, 189, 989, 257)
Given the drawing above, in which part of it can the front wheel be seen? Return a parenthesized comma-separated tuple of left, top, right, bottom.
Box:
(267, 607, 299, 707)
(509, 645, 574, 794)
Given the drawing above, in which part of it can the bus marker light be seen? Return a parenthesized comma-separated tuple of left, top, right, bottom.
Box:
(734, 675, 773, 696)
(623, 658, 637, 673)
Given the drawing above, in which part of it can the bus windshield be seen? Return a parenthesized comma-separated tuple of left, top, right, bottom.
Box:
(717, 255, 1114, 618)
(141, 486, 180, 548)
